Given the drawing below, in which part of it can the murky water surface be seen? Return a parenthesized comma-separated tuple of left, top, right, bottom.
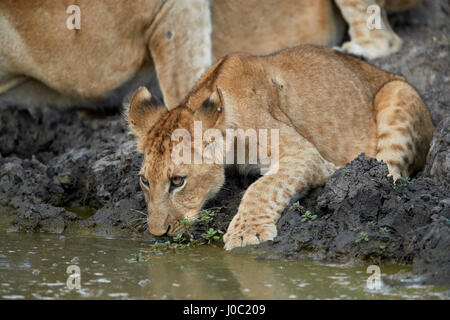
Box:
(0, 221, 447, 300)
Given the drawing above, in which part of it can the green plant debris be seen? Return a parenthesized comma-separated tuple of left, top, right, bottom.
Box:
(140, 207, 225, 257)
(355, 231, 369, 243)
(439, 216, 450, 225)
(379, 227, 389, 234)
(198, 209, 217, 225)
(172, 233, 185, 243)
(178, 217, 196, 240)
(396, 176, 412, 187)
(127, 251, 149, 263)
(379, 176, 412, 190)
(202, 228, 224, 244)
(301, 210, 317, 222)
(366, 221, 376, 229)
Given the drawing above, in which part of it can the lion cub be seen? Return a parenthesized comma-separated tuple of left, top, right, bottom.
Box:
(127, 45, 434, 250)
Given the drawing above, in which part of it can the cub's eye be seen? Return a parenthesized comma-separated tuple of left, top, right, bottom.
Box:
(170, 176, 185, 188)
(139, 175, 150, 189)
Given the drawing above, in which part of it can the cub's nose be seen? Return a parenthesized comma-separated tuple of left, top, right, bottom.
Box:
(148, 224, 170, 236)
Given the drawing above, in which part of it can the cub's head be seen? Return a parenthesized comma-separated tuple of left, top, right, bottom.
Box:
(127, 86, 227, 236)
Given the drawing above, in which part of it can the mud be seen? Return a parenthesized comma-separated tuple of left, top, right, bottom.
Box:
(422, 117, 450, 189)
(0, 0, 449, 286)
(234, 155, 450, 286)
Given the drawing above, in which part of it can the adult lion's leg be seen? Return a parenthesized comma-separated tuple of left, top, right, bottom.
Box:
(223, 130, 336, 251)
(147, 0, 212, 110)
(374, 80, 434, 180)
(334, 0, 402, 59)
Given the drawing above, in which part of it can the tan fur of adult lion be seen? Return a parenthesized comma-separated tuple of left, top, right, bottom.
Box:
(0, 0, 343, 111)
(0, 0, 420, 111)
(335, 0, 422, 59)
(127, 45, 434, 250)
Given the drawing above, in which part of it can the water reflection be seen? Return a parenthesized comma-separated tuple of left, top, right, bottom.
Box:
(0, 226, 447, 300)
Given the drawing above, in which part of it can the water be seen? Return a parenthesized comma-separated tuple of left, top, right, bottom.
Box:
(0, 222, 447, 300)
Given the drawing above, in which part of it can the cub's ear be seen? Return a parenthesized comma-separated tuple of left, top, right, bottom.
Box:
(194, 86, 226, 129)
(126, 86, 168, 152)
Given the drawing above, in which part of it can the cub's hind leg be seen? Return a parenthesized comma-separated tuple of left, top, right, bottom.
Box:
(374, 80, 434, 180)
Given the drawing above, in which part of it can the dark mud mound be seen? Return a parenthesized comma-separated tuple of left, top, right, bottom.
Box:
(0, 106, 151, 237)
(235, 155, 449, 285)
(0, 105, 248, 239)
(422, 117, 450, 189)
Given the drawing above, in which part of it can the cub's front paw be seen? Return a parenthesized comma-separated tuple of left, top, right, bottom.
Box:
(223, 221, 277, 251)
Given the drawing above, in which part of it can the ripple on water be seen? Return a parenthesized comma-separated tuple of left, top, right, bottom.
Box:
(2, 295, 25, 299)
(107, 293, 129, 299)
(31, 293, 54, 300)
(42, 282, 65, 287)
(18, 263, 31, 269)
(90, 278, 111, 284)
(0, 222, 447, 300)
(138, 279, 151, 287)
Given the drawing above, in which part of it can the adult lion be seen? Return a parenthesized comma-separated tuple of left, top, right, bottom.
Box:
(0, 0, 420, 111)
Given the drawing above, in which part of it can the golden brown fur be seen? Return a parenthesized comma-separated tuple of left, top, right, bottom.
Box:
(335, 0, 423, 59)
(0, 0, 420, 111)
(0, 0, 344, 110)
(128, 45, 434, 250)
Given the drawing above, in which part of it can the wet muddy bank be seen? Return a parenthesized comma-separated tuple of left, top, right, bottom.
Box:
(1, 108, 449, 286)
(234, 155, 450, 286)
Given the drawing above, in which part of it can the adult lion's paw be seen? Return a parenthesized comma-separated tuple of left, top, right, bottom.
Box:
(339, 41, 371, 59)
(337, 36, 402, 60)
(223, 222, 277, 251)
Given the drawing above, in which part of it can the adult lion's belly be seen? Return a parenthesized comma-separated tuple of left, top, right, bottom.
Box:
(0, 0, 156, 105)
(211, 0, 345, 59)
(0, 0, 346, 109)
